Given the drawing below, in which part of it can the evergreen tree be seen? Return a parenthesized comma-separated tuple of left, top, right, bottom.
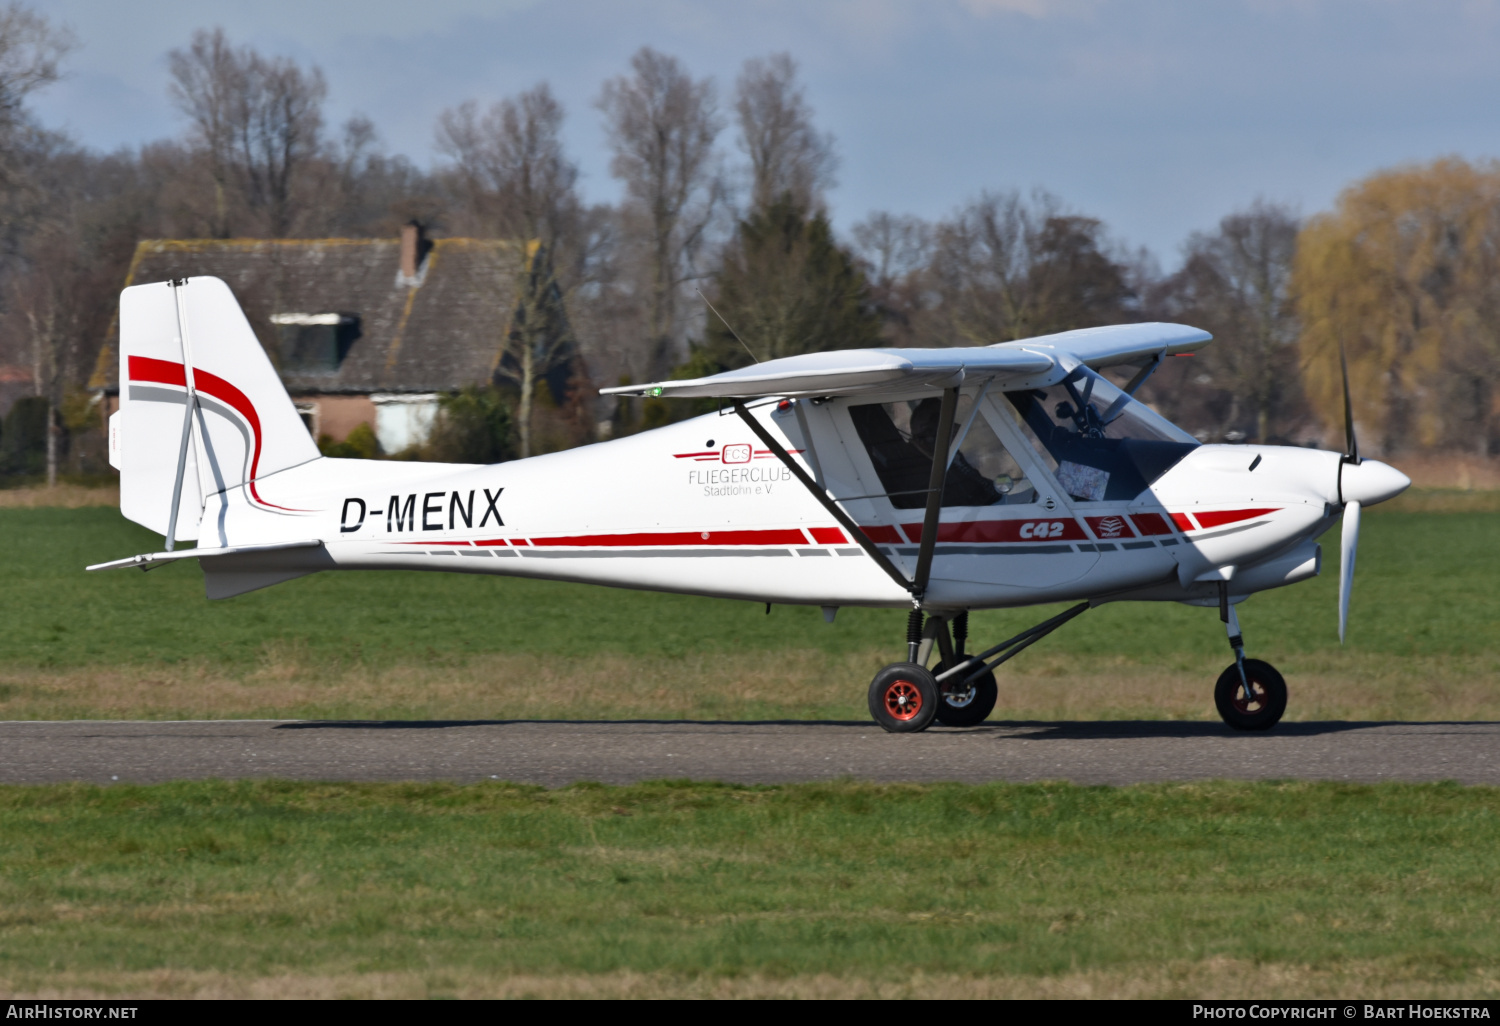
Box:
(689, 192, 879, 381)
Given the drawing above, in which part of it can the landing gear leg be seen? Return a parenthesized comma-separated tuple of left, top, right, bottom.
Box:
(871, 602, 1092, 733)
(932, 610, 998, 728)
(1213, 582, 1287, 731)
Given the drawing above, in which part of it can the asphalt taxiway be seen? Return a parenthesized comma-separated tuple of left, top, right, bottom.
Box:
(1, 719, 1496, 786)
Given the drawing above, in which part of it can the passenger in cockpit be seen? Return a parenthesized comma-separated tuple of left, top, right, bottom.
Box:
(909, 397, 1003, 507)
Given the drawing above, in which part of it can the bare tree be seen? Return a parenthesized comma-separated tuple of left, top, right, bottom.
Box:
(0, 4, 71, 266)
(734, 53, 835, 215)
(852, 212, 931, 287)
(438, 85, 578, 244)
(851, 211, 932, 344)
(317, 115, 443, 237)
(243, 53, 325, 236)
(167, 30, 244, 236)
(924, 190, 1133, 346)
(14, 226, 85, 486)
(0, 5, 75, 485)
(597, 47, 724, 381)
(1166, 201, 1301, 443)
(438, 84, 584, 458)
(168, 28, 327, 237)
(0, 2, 71, 143)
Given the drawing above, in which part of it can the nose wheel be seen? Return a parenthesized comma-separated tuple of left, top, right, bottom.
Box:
(1214, 583, 1287, 731)
(1214, 658, 1287, 731)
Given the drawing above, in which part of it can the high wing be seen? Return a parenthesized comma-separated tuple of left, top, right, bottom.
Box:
(602, 322, 1211, 400)
(990, 322, 1212, 370)
(601, 346, 1054, 399)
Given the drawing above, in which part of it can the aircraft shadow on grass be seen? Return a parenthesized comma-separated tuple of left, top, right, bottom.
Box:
(269, 719, 1491, 740)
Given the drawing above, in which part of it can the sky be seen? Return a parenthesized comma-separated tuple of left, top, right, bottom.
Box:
(23, 0, 1500, 265)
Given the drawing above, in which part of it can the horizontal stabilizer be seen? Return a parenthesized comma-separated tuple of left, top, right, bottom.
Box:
(88, 539, 330, 599)
(601, 346, 1055, 400)
(86, 539, 324, 573)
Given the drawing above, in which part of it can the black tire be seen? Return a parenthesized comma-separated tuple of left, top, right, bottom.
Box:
(1214, 658, 1287, 731)
(867, 663, 940, 733)
(933, 662, 998, 727)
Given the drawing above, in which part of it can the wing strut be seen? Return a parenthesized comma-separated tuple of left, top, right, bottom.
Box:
(911, 387, 958, 601)
(732, 401, 914, 597)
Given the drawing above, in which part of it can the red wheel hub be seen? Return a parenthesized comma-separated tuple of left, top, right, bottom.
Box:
(1232, 678, 1267, 714)
(884, 680, 923, 721)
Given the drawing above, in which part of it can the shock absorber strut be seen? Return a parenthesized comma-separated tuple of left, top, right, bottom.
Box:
(953, 611, 969, 657)
(906, 607, 924, 663)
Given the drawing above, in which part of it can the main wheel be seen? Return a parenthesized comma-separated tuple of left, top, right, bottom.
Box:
(1214, 658, 1287, 731)
(934, 662, 998, 727)
(868, 663, 940, 733)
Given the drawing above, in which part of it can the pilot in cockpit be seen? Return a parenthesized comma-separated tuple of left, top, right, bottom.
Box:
(908, 397, 1006, 507)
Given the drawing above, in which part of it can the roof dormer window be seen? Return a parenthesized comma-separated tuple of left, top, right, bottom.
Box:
(271, 312, 360, 373)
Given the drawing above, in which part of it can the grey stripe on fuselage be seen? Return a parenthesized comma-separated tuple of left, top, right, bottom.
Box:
(892, 543, 1080, 556)
(375, 537, 1176, 561)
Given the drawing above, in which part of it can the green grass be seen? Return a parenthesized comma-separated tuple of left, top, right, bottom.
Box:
(1, 779, 1498, 997)
(3, 502, 1499, 997)
(1, 504, 1497, 722)
(4, 505, 1498, 670)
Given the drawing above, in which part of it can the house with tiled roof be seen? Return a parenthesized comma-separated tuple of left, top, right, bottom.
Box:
(90, 224, 532, 452)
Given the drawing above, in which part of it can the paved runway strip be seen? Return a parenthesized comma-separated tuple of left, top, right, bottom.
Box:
(1, 720, 1497, 786)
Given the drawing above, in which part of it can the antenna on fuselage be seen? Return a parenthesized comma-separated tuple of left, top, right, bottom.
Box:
(696, 289, 761, 364)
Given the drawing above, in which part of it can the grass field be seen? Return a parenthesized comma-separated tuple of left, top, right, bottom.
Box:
(0, 497, 1497, 721)
(2, 779, 1499, 999)
(3, 499, 1500, 721)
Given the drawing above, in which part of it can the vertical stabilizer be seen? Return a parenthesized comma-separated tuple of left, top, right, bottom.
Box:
(111, 277, 320, 541)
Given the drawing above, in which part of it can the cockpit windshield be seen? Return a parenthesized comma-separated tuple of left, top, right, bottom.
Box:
(1006, 363, 1198, 503)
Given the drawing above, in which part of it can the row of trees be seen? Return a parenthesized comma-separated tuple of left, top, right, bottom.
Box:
(1, 2, 1497, 483)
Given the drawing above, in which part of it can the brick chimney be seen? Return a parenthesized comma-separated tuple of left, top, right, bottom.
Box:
(399, 221, 424, 281)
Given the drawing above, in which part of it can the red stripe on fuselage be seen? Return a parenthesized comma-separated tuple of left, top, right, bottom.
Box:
(1129, 512, 1175, 536)
(858, 524, 903, 544)
(529, 529, 808, 548)
(901, 518, 1088, 543)
(1194, 507, 1280, 529)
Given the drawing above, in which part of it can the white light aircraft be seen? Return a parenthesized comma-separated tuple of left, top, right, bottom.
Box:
(91, 277, 1410, 732)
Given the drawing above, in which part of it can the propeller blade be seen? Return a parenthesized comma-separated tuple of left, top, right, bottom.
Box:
(1338, 499, 1361, 643)
(1339, 339, 1359, 464)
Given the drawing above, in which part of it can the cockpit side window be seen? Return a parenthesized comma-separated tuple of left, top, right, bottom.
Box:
(849, 395, 1039, 509)
(1005, 364, 1197, 502)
